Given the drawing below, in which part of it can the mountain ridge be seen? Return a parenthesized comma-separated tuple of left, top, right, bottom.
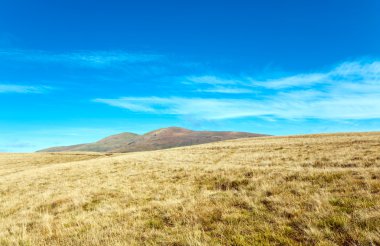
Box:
(38, 127, 268, 153)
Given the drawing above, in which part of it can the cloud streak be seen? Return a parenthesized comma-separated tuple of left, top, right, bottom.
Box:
(184, 75, 238, 85)
(95, 59, 380, 121)
(94, 93, 380, 120)
(252, 60, 380, 89)
(183, 75, 252, 94)
(0, 49, 162, 67)
(196, 87, 254, 94)
(0, 84, 52, 94)
(185, 60, 380, 92)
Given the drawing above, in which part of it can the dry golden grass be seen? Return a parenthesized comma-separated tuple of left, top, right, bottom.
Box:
(0, 152, 118, 177)
(0, 132, 380, 245)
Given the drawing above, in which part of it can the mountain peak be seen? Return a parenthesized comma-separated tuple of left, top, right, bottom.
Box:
(145, 127, 192, 136)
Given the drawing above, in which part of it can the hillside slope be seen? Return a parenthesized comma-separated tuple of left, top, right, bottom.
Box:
(39, 132, 138, 152)
(39, 127, 266, 153)
(1, 132, 380, 245)
(113, 127, 266, 152)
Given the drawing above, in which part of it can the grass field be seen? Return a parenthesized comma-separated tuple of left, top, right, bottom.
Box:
(0, 132, 380, 245)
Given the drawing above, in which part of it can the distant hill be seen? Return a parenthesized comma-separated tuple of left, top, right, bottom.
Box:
(38, 127, 267, 153)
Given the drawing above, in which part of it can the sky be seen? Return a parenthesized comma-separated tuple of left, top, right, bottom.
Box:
(0, 0, 379, 152)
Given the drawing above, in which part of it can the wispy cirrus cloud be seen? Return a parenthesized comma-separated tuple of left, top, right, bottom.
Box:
(253, 60, 380, 89)
(196, 87, 254, 94)
(94, 93, 380, 121)
(95, 59, 380, 120)
(0, 49, 162, 67)
(185, 60, 380, 90)
(184, 75, 238, 85)
(0, 84, 52, 94)
(183, 75, 253, 94)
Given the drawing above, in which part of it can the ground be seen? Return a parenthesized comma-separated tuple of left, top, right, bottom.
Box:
(0, 132, 379, 245)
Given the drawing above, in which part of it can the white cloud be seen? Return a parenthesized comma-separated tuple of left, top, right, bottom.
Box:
(95, 59, 380, 121)
(252, 60, 380, 89)
(197, 87, 254, 94)
(184, 75, 239, 85)
(187, 60, 380, 90)
(0, 84, 51, 94)
(94, 92, 380, 121)
(0, 49, 161, 67)
(183, 76, 253, 94)
(95, 97, 262, 120)
(252, 73, 328, 89)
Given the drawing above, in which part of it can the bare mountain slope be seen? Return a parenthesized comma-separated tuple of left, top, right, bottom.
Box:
(39, 127, 267, 153)
(39, 132, 138, 152)
(112, 127, 266, 152)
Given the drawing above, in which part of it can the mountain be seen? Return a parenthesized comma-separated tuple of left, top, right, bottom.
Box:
(38, 127, 267, 153)
(39, 132, 138, 152)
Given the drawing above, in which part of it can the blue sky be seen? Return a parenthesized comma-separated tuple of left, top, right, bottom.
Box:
(0, 0, 379, 152)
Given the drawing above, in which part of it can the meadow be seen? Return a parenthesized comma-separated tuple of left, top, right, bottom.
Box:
(0, 132, 379, 245)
